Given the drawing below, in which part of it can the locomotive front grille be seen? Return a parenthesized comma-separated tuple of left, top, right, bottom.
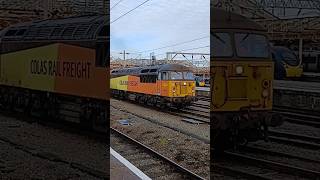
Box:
(227, 78, 247, 99)
(181, 85, 187, 94)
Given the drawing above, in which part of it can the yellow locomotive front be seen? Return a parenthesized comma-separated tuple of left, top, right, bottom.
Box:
(158, 68, 196, 106)
(211, 9, 282, 150)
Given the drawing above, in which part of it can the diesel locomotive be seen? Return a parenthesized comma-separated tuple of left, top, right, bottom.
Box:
(111, 64, 197, 107)
(211, 8, 282, 150)
(0, 15, 109, 130)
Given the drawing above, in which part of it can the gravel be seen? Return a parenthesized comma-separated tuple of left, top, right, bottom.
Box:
(0, 115, 108, 179)
(110, 99, 210, 179)
(0, 139, 101, 179)
(111, 98, 210, 142)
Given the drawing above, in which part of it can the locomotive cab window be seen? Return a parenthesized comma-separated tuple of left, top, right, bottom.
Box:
(235, 33, 269, 58)
(161, 72, 169, 80)
(161, 71, 191, 80)
(5, 30, 17, 36)
(95, 41, 108, 67)
(140, 75, 157, 83)
(170, 71, 183, 80)
(211, 32, 233, 57)
(183, 72, 194, 80)
(141, 69, 149, 73)
(16, 29, 27, 36)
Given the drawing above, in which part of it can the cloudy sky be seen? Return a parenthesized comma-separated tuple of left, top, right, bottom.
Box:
(110, 0, 210, 60)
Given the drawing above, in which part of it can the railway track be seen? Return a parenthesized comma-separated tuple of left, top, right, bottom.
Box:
(167, 107, 210, 124)
(197, 96, 211, 102)
(274, 106, 320, 128)
(191, 102, 210, 109)
(110, 104, 210, 144)
(215, 150, 320, 180)
(168, 99, 210, 124)
(240, 145, 320, 165)
(111, 97, 210, 124)
(268, 130, 320, 150)
(214, 131, 320, 179)
(110, 128, 205, 180)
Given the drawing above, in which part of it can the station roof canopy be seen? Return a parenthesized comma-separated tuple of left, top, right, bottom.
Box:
(211, 8, 265, 31)
(212, 0, 320, 41)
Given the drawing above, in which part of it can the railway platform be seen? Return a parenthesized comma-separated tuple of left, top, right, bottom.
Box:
(110, 148, 151, 180)
(302, 72, 320, 78)
(195, 80, 320, 112)
(274, 80, 320, 93)
(196, 87, 210, 97)
(273, 80, 320, 112)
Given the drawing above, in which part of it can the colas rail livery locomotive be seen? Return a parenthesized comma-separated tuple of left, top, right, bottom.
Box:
(211, 8, 283, 151)
(111, 64, 197, 108)
(0, 15, 109, 130)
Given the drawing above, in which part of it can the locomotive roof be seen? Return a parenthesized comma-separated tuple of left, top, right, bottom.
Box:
(0, 15, 108, 41)
(211, 8, 265, 31)
(111, 64, 191, 76)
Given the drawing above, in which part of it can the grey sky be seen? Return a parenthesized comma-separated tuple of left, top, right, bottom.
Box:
(110, 0, 210, 60)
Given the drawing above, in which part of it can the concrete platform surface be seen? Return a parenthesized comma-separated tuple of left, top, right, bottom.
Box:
(196, 87, 210, 92)
(274, 80, 320, 93)
(303, 72, 320, 77)
(110, 148, 151, 180)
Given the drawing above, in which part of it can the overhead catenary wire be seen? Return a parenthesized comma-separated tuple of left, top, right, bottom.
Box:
(111, 0, 125, 10)
(116, 36, 209, 57)
(136, 35, 209, 54)
(111, 0, 152, 24)
(140, 45, 210, 59)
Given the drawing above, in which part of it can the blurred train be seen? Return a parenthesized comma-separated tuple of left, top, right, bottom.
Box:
(211, 8, 282, 150)
(271, 46, 303, 80)
(0, 15, 109, 130)
(300, 50, 320, 72)
(195, 76, 206, 87)
(111, 64, 197, 108)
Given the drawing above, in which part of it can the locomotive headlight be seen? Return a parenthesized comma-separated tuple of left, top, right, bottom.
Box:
(262, 89, 269, 97)
(262, 80, 270, 89)
(235, 66, 243, 74)
(183, 82, 187, 85)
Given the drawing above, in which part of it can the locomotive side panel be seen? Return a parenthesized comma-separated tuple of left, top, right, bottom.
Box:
(127, 75, 158, 95)
(160, 80, 170, 96)
(110, 75, 129, 91)
(0, 43, 108, 100)
(0, 44, 57, 91)
(55, 43, 108, 100)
